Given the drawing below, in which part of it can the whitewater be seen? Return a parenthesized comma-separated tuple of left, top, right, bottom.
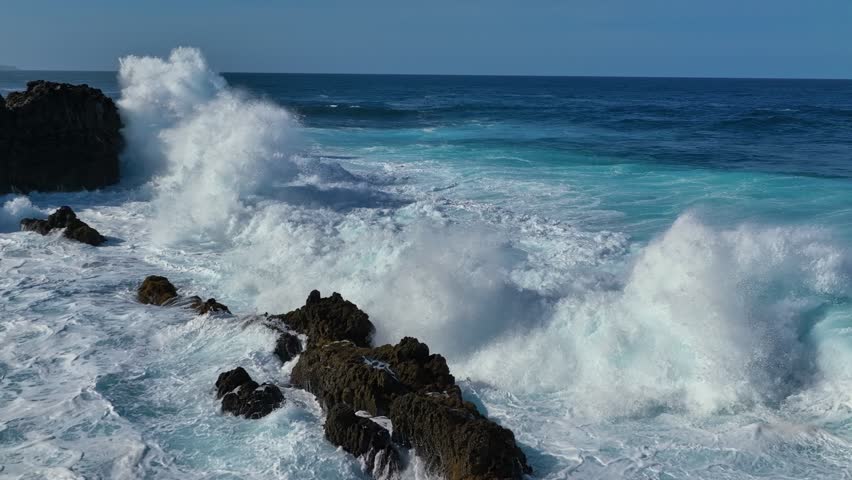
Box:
(2, 47, 852, 479)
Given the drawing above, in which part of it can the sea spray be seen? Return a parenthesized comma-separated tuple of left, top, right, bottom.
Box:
(0, 195, 44, 232)
(116, 49, 852, 420)
(3, 48, 852, 478)
(116, 48, 558, 359)
(459, 213, 852, 417)
(118, 48, 301, 243)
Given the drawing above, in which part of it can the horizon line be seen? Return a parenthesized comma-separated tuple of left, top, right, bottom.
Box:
(3, 68, 851, 82)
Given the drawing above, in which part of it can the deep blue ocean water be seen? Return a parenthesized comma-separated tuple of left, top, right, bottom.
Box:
(2, 50, 852, 479)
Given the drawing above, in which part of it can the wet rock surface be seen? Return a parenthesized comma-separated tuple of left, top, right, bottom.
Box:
(0, 81, 123, 194)
(137, 276, 230, 314)
(215, 367, 284, 419)
(269, 290, 374, 347)
(20, 206, 106, 246)
(274, 332, 303, 363)
(137, 276, 178, 306)
(189, 296, 231, 315)
(390, 393, 532, 480)
(324, 404, 400, 479)
(278, 290, 531, 480)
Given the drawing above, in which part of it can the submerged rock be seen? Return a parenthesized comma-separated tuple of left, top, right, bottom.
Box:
(279, 291, 531, 480)
(137, 276, 231, 314)
(324, 404, 401, 479)
(189, 296, 231, 315)
(0, 81, 123, 194)
(20, 206, 106, 246)
(137, 275, 178, 306)
(269, 290, 374, 347)
(274, 332, 303, 363)
(215, 367, 284, 419)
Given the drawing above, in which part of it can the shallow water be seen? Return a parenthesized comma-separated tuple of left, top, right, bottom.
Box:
(2, 49, 852, 479)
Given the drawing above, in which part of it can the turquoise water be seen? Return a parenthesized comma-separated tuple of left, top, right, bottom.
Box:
(2, 48, 852, 479)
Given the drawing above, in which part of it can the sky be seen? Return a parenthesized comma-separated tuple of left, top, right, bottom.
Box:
(2, 0, 851, 78)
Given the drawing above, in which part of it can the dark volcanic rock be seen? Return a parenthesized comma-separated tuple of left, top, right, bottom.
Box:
(20, 206, 106, 246)
(64, 219, 106, 245)
(324, 404, 400, 479)
(215, 367, 284, 419)
(19, 218, 51, 235)
(215, 366, 253, 399)
(274, 332, 302, 363)
(189, 296, 231, 315)
(269, 290, 374, 347)
(291, 336, 463, 416)
(370, 337, 457, 396)
(137, 276, 232, 316)
(291, 340, 408, 416)
(390, 394, 531, 480)
(1, 81, 123, 194)
(137, 275, 178, 306)
(283, 290, 530, 480)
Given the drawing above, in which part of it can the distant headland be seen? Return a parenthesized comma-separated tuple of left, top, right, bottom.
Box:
(0, 65, 18, 71)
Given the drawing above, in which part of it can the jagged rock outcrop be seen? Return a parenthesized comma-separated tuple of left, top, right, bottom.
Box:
(390, 394, 531, 480)
(324, 404, 401, 479)
(291, 339, 409, 416)
(290, 336, 462, 416)
(20, 206, 106, 246)
(278, 290, 531, 480)
(0, 81, 123, 194)
(269, 290, 374, 348)
(274, 332, 302, 363)
(215, 367, 284, 419)
(137, 276, 230, 314)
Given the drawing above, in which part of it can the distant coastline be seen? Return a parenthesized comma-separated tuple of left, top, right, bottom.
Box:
(0, 65, 18, 71)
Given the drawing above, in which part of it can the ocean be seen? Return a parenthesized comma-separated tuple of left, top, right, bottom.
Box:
(2, 47, 852, 479)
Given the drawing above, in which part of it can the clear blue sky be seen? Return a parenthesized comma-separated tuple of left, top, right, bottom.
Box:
(3, 0, 851, 78)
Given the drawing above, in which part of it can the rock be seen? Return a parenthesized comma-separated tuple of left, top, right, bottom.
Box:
(137, 276, 232, 316)
(189, 296, 231, 315)
(215, 367, 284, 419)
(137, 275, 178, 306)
(215, 366, 253, 399)
(291, 336, 463, 416)
(20, 206, 106, 246)
(324, 404, 401, 479)
(64, 219, 107, 246)
(274, 332, 302, 363)
(19, 218, 51, 235)
(291, 340, 407, 416)
(1, 81, 123, 194)
(283, 290, 531, 480)
(390, 394, 531, 480)
(370, 337, 457, 396)
(269, 290, 374, 347)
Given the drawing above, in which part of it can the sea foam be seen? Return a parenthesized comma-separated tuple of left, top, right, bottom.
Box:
(116, 49, 852, 420)
(3, 46, 852, 479)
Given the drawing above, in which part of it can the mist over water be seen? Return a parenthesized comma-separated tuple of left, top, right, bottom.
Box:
(3, 48, 852, 478)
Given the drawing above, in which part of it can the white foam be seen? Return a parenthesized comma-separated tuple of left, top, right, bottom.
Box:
(0, 195, 44, 233)
(4, 47, 852, 479)
(459, 212, 852, 417)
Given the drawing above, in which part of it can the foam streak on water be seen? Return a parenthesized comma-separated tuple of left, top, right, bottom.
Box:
(2, 48, 852, 479)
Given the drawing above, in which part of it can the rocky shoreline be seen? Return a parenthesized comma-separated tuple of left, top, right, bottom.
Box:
(6, 80, 531, 480)
(138, 276, 531, 480)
